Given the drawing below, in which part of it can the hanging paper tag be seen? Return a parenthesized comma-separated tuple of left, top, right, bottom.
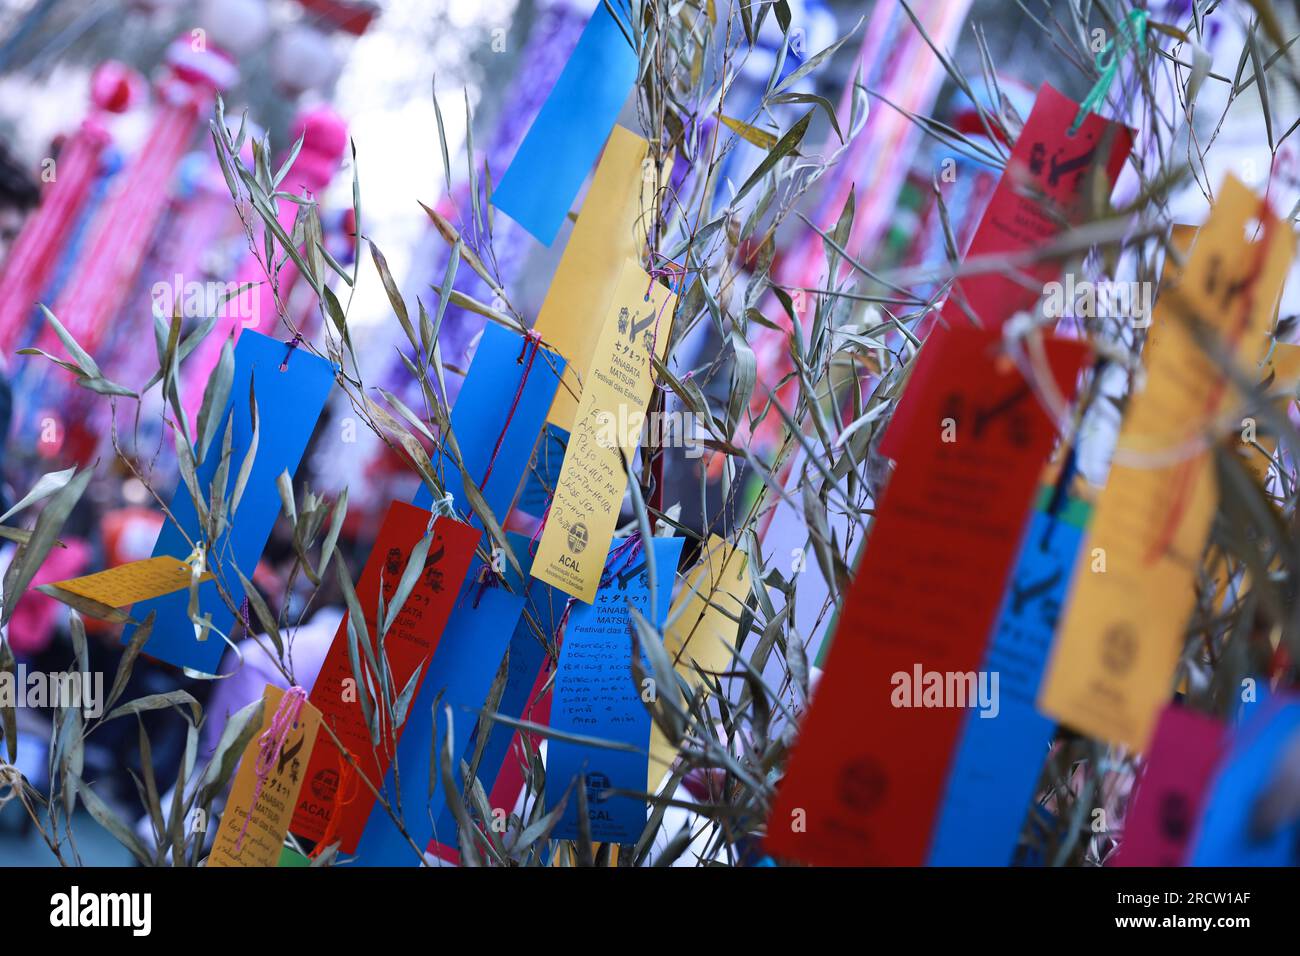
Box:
(532, 259, 676, 601)
(927, 491, 1090, 865)
(1189, 695, 1300, 866)
(352, 533, 536, 865)
(1039, 176, 1294, 752)
(881, 83, 1132, 461)
(492, 3, 640, 246)
(209, 685, 322, 868)
(290, 500, 480, 851)
(547, 535, 684, 843)
(1112, 705, 1225, 866)
(476, 578, 569, 824)
(413, 323, 565, 524)
(765, 329, 1090, 865)
(43, 556, 212, 608)
(649, 535, 750, 790)
(123, 331, 334, 674)
(533, 125, 667, 430)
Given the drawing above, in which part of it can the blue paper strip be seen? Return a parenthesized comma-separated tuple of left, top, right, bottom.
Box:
(927, 500, 1089, 866)
(414, 323, 564, 524)
(123, 331, 334, 674)
(516, 423, 568, 518)
(468, 576, 567, 805)
(353, 532, 535, 864)
(1189, 695, 1300, 866)
(546, 535, 684, 844)
(490, 2, 640, 246)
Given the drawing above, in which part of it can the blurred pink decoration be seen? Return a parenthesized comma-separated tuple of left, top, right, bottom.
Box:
(38, 38, 236, 362)
(0, 62, 141, 361)
(7, 538, 91, 657)
(183, 105, 348, 430)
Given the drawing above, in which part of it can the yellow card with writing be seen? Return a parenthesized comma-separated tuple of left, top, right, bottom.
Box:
(535, 126, 671, 431)
(649, 536, 750, 789)
(208, 685, 321, 868)
(1039, 176, 1295, 752)
(532, 259, 677, 601)
(44, 556, 211, 607)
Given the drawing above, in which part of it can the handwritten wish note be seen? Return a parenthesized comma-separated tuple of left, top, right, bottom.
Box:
(532, 259, 677, 602)
(765, 329, 1090, 866)
(209, 685, 321, 868)
(547, 535, 684, 843)
(650, 535, 750, 790)
(45, 556, 211, 607)
(291, 501, 480, 851)
(1039, 176, 1295, 752)
(534, 125, 668, 431)
(1113, 705, 1224, 866)
(927, 491, 1090, 865)
(881, 83, 1131, 461)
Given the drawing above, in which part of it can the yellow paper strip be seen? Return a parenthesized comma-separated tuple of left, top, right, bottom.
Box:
(532, 258, 677, 601)
(534, 125, 670, 431)
(208, 685, 321, 868)
(48, 556, 212, 607)
(1039, 176, 1295, 752)
(648, 535, 751, 790)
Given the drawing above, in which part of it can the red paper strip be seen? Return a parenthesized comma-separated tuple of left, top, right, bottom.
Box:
(880, 83, 1131, 460)
(1112, 706, 1225, 867)
(765, 328, 1089, 865)
(291, 500, 480, 852)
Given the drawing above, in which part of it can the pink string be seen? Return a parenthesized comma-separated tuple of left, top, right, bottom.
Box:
(529, 499, 552, 555)
(232, 686, 308, 856)
(599, 533, 643, 589)
(480, 329, 543, 491)
(642, 258, 684, 390)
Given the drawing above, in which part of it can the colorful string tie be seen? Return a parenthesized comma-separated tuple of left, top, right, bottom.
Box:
(1070, 9, 1148, 134)
(480, 329, 544, 491)
(279, 331, 304, 372)
(471, 562, 504, 609)
(642, 257, 685, 366)
(309, 751, 358, 859)
(232, 685, 308, 856)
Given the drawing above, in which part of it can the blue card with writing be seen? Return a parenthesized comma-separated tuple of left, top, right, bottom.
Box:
(1189, 695, 1300, 866)
(414, 323, 564, 525)
(927, 497, 1090, 865)
(122, 332, 334, 674)
(353, 533, 535, 864)
(491, 1, 639, 246)
(546, 535, 684, 844)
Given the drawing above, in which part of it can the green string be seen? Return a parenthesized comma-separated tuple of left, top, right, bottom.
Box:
(1070, 8, 1149, 134)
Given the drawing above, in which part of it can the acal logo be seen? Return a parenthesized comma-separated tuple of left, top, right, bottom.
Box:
(567, 521, 589, 555)
(838, 756, 888, 813)
(585, 771, 612, 804)
(1101, 622, 1137, 675)
(50, 886, 151, 936)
